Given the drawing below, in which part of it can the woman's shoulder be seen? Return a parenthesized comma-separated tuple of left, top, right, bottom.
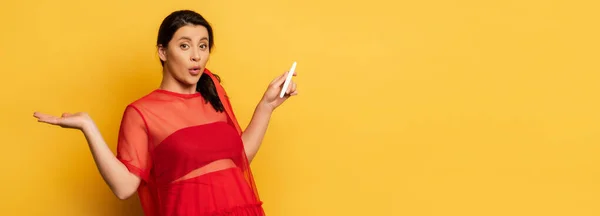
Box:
(125, 89, 171, 109)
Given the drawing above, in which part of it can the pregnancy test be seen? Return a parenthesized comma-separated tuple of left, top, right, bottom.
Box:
(279, 61, 297, 98)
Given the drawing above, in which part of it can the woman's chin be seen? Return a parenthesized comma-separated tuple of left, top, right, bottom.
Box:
(183, 77, 201, 86)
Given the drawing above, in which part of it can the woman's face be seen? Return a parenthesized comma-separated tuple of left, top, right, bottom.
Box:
(158, 24, 210, 87)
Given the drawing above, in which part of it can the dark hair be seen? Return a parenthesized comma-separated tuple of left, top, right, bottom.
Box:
(156, 10, 224, 112)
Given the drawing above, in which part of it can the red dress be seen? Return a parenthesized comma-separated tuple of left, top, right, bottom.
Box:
(116, 69, 264, 216)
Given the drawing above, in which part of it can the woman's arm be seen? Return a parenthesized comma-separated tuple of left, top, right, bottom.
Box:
(81, 120, 141, 200)
(34, 112, 141, 200)
(241, 102, 273, 162)
(240, 70, 298, 163)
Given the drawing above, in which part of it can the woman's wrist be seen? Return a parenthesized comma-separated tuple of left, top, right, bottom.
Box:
(81, 118, 97, 134)
(257, 99, 274, 114)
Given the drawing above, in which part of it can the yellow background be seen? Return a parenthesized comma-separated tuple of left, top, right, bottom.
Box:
(1, 0, 599, 215)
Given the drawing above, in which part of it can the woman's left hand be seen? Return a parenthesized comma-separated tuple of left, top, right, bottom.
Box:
(260, 70, 298, 111)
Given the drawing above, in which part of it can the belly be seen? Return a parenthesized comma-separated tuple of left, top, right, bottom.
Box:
(158, 167, 261, 216)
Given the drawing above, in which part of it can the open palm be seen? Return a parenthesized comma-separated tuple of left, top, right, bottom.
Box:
(33, 112, 92, 130)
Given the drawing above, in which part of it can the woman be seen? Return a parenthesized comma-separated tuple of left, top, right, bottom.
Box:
(33, 10, 297, 216)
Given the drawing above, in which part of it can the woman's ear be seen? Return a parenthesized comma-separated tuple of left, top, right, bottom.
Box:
(158, 45, 168, 62)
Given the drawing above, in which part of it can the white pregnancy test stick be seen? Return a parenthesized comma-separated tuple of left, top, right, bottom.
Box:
(279, 61, 297, 98)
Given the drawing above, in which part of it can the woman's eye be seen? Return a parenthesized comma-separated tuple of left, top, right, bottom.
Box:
(180, 44, 190, 49)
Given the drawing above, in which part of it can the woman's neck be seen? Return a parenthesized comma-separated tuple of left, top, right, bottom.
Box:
(159, 71, 197, 94)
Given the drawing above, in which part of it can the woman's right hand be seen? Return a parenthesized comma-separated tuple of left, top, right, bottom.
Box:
(33, 112, 93, 130)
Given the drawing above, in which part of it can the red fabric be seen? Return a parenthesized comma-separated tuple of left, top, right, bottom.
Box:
(116, 69, 264, 216)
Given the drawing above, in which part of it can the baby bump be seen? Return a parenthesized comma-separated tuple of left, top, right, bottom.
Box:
(158, 167, 259, 216)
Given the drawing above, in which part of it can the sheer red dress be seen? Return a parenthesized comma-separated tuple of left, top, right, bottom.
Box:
(115, 69, 264, 216)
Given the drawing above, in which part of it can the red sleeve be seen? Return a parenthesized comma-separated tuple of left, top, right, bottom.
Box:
(116, 105, 151, 182)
